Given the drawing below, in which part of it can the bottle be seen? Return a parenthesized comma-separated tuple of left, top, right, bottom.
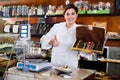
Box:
(37, 5, 44, 15)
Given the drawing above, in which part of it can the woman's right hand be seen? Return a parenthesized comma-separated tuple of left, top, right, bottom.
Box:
(49, 35, 59, 47)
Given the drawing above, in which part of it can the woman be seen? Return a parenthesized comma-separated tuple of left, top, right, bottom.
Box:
(40, 4, 82, 68)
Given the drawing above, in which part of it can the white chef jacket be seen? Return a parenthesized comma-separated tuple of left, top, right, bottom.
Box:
(40, 22, 81, 68)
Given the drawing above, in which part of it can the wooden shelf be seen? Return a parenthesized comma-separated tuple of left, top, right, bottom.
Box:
(2, 17, 39, 24)
(100, 59, 120, 64)
(46, 13, 120, 17)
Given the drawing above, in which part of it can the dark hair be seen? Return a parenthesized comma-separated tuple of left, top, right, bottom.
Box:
(63, 4, 78, 15)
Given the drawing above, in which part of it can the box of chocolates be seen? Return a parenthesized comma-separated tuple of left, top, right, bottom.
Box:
(72, 26, 106, 54)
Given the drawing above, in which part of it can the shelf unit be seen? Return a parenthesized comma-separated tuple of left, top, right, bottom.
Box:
(0, 0, 119, 46)
(1, 14, 120, 46)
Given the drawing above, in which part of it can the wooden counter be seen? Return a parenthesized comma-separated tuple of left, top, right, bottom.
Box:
(4, 67, 96, 80)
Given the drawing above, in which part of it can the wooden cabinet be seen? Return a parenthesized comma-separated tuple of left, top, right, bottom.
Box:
(105, 39, 120, 47)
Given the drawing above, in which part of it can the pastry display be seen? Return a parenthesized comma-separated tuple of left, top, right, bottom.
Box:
(72, 26, 106, 54)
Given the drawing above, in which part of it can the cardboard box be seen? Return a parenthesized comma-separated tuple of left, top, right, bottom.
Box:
(72, 26, 106, 54)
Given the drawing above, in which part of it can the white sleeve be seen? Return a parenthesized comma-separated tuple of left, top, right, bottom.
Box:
(40, 24, 57, 50)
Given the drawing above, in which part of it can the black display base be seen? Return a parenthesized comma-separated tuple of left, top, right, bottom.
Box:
(79, 60, 106, 72)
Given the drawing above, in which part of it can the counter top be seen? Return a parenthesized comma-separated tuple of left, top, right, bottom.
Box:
(5, 67, 96, 80)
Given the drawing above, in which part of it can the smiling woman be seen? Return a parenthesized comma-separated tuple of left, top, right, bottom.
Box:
(64, 4, 78, 29)
(40, 4, 83, 68)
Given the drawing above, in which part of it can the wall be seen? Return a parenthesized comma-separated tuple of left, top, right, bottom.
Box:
(0, 0, 115, 6)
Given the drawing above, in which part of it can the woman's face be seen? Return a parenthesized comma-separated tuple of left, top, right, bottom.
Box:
(64, 8, 78, 25)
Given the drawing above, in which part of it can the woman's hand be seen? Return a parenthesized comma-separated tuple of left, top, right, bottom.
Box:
(49, 35, 59, 47)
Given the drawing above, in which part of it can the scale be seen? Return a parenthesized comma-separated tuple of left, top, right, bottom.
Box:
(16, 23, 52, 72)
(17, 61, 51, 72)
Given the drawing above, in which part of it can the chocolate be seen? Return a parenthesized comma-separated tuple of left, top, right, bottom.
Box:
(73, 26, 106, 53)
